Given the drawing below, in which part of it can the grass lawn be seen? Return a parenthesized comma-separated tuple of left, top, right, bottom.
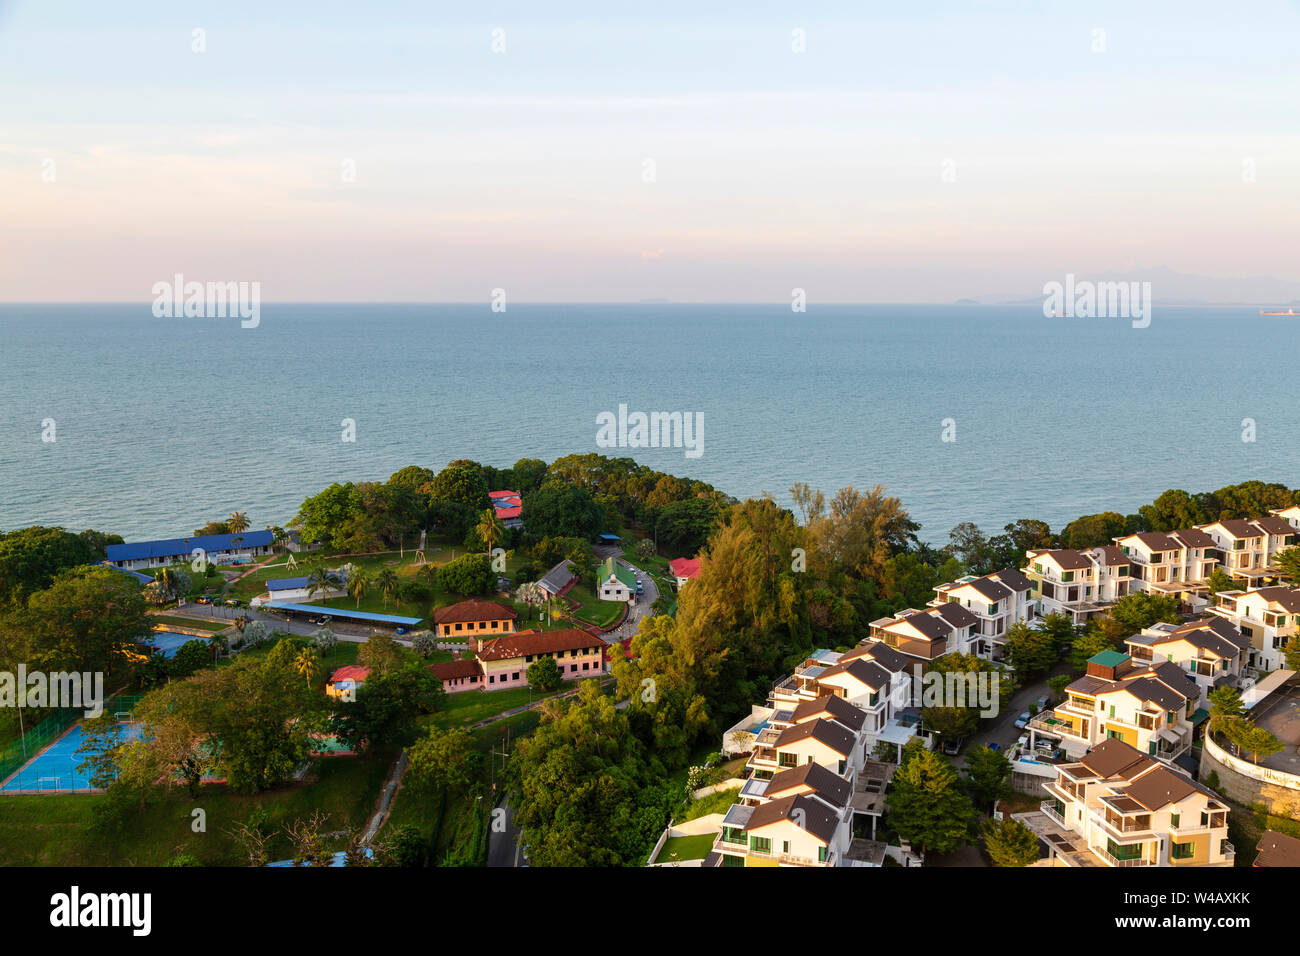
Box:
(678, 785, 741, 822)
(422, 681, 582, 730)
(565, 582, 625, 628)
(0, 751, 396, 866)
(654, 832, 716, 864)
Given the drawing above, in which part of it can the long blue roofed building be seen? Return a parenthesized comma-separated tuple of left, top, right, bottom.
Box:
(105, 529, 275, 570)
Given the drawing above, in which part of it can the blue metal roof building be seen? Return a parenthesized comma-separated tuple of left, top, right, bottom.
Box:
(267, 576, 311, 591)
(106, 529, 275, 565)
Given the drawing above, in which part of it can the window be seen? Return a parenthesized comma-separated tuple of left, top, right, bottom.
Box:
(722, 853, 744, 867)
(1106, 839, 1143, 862)
(1171, 841, 1195, 860)
(779, 752, 798, 767)
(818, 846, 828, 863)
(1170, 813, 1179, 828)
(749, 836, 771, 854)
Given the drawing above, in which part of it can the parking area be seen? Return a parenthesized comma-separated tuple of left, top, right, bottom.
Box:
(1249, 682, 1300, 776)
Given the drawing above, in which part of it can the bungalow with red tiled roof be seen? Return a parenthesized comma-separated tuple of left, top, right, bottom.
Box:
(475, 628, 607, 689)
(668, 556, 702, 590)
(433, 599, 517, 639)
(430, 657, 484, 693)
(326, 665, 370, 700)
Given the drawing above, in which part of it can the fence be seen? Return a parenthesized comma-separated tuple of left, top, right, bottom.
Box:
(0, 692, 143, 785)
(0, 707, 82, 784)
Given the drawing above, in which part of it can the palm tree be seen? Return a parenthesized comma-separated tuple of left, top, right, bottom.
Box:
(347, 570, 370, 609)
(375, 568, 400, 608)
(306, 568, 336, 602)
(476, 508, 505, 557)
(292, 649, 319, 686)
(228, 511, 250, 534)
(269, 526, 289, 553)
(157, 567, 180, 599)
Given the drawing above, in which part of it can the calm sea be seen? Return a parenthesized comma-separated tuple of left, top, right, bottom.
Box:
(0, 303, 1296, 545)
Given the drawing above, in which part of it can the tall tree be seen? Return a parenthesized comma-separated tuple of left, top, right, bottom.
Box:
(886, 743, 977, 856)
(982, 817, 1040, 867)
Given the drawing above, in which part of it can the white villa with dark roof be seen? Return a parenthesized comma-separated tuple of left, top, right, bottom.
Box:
(930, 567, 1035, 661)
(1270, 505, 1300, 532)
(1025, 738, 1234, 867)
(1123, 617, 1248, 708)
(1196, 522, 1268, 582)
(1207, 585, 1300, 673)
(1026, 650, 1201, 760)
(1023, 548, 1129, 625)
(714, 690, 896, 867)
(1113, 529, 1218, 610)
(868, 603, 978, 661)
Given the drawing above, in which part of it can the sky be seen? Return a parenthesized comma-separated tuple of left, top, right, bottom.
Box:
(2, 0, 1298, 302)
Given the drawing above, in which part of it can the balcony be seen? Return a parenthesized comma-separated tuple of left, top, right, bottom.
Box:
(742, 843, 834, 867)
(1097, 844, 1154, 867)
(1028, 713, 1085, 739)
(1040, 801, 1069, 828)
(1090, 809, 1153, 838)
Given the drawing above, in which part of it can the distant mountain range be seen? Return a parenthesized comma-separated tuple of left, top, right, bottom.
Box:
(957, 266, 1300, 307)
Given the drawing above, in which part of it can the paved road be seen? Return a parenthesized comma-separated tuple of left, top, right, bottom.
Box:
(603, 558, 660, 645)
(159, 603, 389, 643)
(951, 665, 1068, 769)
(486, 794, 523, 867)
(1249, 682, 1300, 775)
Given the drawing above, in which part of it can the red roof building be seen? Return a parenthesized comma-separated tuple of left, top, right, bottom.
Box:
(475, 628, 608, 690)
(326, 665, 371, 699)
(433, 599, 517, 638)
(490, 489, 524, 524)
(669, 557, 702, 585)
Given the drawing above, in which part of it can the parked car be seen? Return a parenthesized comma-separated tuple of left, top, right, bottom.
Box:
(395, 626, 409, 635)
(988, 742, 1001, 751)
(1034, 695, 1050, 713)
(225, 599, 242, 608)
(941, 736, 965, 756)
(1013, 711, 1031, 729)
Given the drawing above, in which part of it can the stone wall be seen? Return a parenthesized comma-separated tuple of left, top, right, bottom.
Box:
(1199, 735, 1300, 819)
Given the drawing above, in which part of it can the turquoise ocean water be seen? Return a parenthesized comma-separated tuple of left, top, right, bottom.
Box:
(0, 303, 1296, 544)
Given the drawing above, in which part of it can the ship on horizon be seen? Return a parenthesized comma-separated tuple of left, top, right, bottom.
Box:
(1259, 306, 1300, 315)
